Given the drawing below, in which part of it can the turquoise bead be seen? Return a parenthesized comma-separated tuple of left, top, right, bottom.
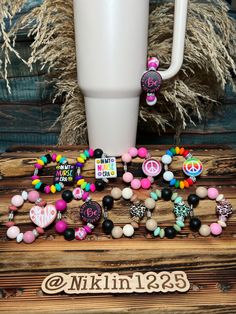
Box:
(174, 196, 183, 204)
(155, 189, 161, 198)
(150, 192, 158, 201)
(173, 224, 181, 232)
(166, 150, 173, 157)
(35, 182, 42, 190)
(84, 150, 90, 158)
(59, 157, 67, 164)
(160, 229, 165, 239)
(55, 183, 62, 191)
(85, 183, 91, 192)
(176, 220, 185, 228)
(154, 227, 161, 237)
(41, 156, 47, 164)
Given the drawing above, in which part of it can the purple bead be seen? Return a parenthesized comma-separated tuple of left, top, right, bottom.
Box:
(55, 220, 68, 234)
(75, 175, 83, 181)
(76, 162, 84, 168)
(55, 199, 67, 212)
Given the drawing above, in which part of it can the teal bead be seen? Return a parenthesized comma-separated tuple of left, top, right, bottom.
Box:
(174, 196, 183, 204)
(176, 220, 185, 228)
(84, 150, 90, 158)
(171, 192, 178, 201)
(35, 182, 42, 190)
(59, 157, 67, 164)
(41, 156, 47, 164)
(55, 183, 62, 191)
(160, 229, 165, 239)
(150, 192, 158, 201)
(155, 189, 161, 198)
(154, 227, 161, 237)
(85, 183, 91, 192)
(173, 224, 181, 232)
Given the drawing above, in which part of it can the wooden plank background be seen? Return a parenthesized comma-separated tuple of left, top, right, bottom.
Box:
(0, 0, 235, 151)
(0, 145, 236, 313)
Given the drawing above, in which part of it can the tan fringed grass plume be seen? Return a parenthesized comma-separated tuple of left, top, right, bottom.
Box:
(0, 0, 235, 144)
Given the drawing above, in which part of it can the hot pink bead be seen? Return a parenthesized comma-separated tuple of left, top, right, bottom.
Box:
(23, 231, 36, 244)
(84, 225, 92, 234)
(82, 192, 89, 201)
(131, 179, 141, 190)
(128, 147, 138, 157)
(55, 220, 68, 234)
(138, 147, 148, 158)
(7, 226, 20, 239)
(8, 205, 18, 211)
(31, 175, 39, 180)
(122, 153, 132, 163)
(147, 95, 156, 102)
(88, 148, 94, 157)
(35, 163, 43, 169)
(123, 172, 134, 183)
(55, 199, 67, 212)
(210, 223, 222, 236)
(141, 178, 151, 189)
(5, 221, 15, 227)
(51, 153, 57, 162)
(90, 183, 96, 192)
(75, 227, 87, 240)
(11, 195, 24, 207)
(36, 227, 44, 234)
(208, 188, 219, 200)
(148, 57, 159, 69)
(28, 190, 40, 203)
(44, 186, 51, 194)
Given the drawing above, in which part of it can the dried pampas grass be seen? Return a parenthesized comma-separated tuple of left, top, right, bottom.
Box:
(0, 0, 235, 143)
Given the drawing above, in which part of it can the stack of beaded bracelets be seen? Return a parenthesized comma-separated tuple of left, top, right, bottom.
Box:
(146, 188, 191, 238)
(6, 191, 47, 243)
(187, 186, 233, 237)
(122, 147, 156, 190)
(161, 147, 203, 189)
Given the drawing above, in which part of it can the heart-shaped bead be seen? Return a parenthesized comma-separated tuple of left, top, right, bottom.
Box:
(30, 205, 57, 228)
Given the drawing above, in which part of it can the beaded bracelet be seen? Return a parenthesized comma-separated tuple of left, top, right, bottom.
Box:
(161, 146, 203, 189)
(147, 188, 191, 239)
(54, 188, 101, 241)
(32, 153, 68, 194)
(101, 187, 148, 238)
(187, 186, 233, 237)
(6, 191, 53, 243)
(122, 147, 162, 190)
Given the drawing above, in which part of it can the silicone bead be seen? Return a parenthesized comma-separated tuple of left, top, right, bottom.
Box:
(161, 154, 172, 165)
(44, 186, 51, 194)
(123, 172, 134, 183)
(159, 229, 165, 238)
(170, 147, 176, 155)
(138, 147, 148, 158)
(179, 147, 185, 155)
(123, 224, 134, 237)
(170, 178, 176, 186)
(56, 154, 62, 162)
(84, 150, 90, 158)
(50, 185, 56, 193)
(90, 183, 96, 193)
(23, 231, 36, 244)
(88, 148, 94, 157)
(37, 159, 44, 166)
(36, 227, 44, 234)
(72, 187, 83, 199)
(166, 150, 173, 157)
(154, 227, 161, 237)
(146, 219, 157, 231)
(52, 153, 57, 161)
(55, 220, 68, 233)
(144, 198, 156, 210)
(9, 205, 18, 211)
(7, 226, 20, 239)
(82, 192, 90, 201)
(196, 186, 208, 198)
(175, 147, 180, 154)
(81, 182, 87, 190)
(208, 188, 219, 200)
(84, 225, 92, 234)
(174, 196, 183, 204)
(59, 157, 67, 164)
(176, 220, 185, 228)
(111, 187, 122, 200)
(128, 147, 138, 157)
(112, 226, 123, 239)
(150, 192, 158, 201)
(122, 153, 132, 163)
(173, 224, 181, 232)
(174, 180, 180, 188)
(141, 178, 151, 189)
(163, 171, 174, 181)
(122, 187, 133, 200)
(210, 223, 222, 236)
(216, 194, 225, 202)
(77, 179, 85, 186)
(199, 224, 211, 237)
(11, 195, 24, 207)
(16, 233, 24, 243)
(55, 183, 62, 192)
(41, 156, 48, 164)
(171, 193, 178, 201)
(55, 199, 67, 212)
(179, 181, 185, 190)
(131, 179, 141, 190)
(77, 157, 85, 163)
(80, 153, 87, 160)
(35, 163, 43, 169)
(21, 191, 28, 201)
(6, 221, 15, 227)
(32, 179, 40, 185)
(28, 191, 40, 202)
(85, 183, 91, 192)
(184, 180, 189, 188)
(183, 150, 190, 158)
(35, 182, 42, 190)
(31, 175, 39, 180)
(186, 178, 194, 186)
(155, 190, 161, 198)
(75, 227, 87, 240)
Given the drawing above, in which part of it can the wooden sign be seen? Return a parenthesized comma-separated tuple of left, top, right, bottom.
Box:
(42, 271, 190, 295)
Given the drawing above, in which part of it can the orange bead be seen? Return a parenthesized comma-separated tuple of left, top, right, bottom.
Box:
(179, 147, 185, 155)
(184, 180, 189, 188)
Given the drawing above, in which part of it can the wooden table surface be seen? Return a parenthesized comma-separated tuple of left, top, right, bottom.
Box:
(0, 145, 236, 314)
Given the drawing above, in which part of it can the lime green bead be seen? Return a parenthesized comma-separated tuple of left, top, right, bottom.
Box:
(160, 229, 165, 239)
(173, 224, 181, 232)
(154, 227, 160, 237)
(171, 192, 178, 201)
(175, 180, 180, 188)
(81, 182, 87, 190)
(150, 192, 158, 201)
(174, 196, 183, 204)
(170, 147, 176, 155)
(80, 153, 87, 160)
(155, 189, 161, 198)
(176, 220, 185, 228)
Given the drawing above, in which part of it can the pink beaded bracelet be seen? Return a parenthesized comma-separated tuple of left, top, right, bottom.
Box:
(122, 147, 162, 190)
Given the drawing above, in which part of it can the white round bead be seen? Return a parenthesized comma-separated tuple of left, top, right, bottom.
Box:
(122, 187, 133, 200)
(199, 224, 211, 237)
(196, 186, 208, 199)
(123, 224, 134, 237)
(146, 219, 158, 231)
(111, 187, 122, 200)
(7, 226, 20, 239)
(216, 194, 225, 202)
(111, 226, 123, 239)
(217, 220, 227, 228)
(21, 191, 28, 201)
(161, 154, 172, 165)
(16, 232, 24, 243)
(163, 171, 174, 182)
(144, 198, 156, 210)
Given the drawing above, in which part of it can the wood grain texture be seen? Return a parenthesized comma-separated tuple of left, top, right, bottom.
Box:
(0, 145, 236, 313)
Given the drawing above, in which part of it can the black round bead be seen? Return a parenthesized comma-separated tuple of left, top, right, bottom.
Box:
(165, 226, 177, 239)
(161, 188, 173, 201)
(102, 219, 114, 235)
(45, 154, 52, 163)
(187, 194, 200, 207)
(189, 217, 201, 232)
(62, 190, 73, 203)
(95, 179, 105, 191)
(39, 183, 47, 192)
(64, 228, 75, 241)
(94, 148, 103, 159)
(102, 195, 114, 209)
